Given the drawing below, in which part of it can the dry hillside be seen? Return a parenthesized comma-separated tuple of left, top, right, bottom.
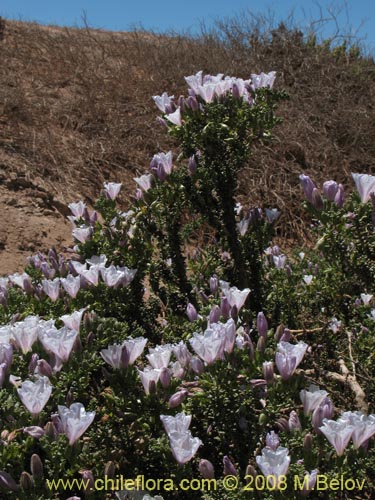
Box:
(1, 16, 375, 274)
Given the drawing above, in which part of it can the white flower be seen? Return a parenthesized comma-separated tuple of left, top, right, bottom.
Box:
(160, 412, 192, 435)
(320, 418, 354, 456)
(60, 309, 85, 332)
(17, 376, 52, 417)
(256, 446, 290, 488)
(169, 430, 202, 465)
(223, 286, 250, 311)
(58, 402, 95, 445)
(352, 173, 375, 203)
(300, 385, 329, 415)
(361, 293, 373, 306)
(38, 326, 78, 363)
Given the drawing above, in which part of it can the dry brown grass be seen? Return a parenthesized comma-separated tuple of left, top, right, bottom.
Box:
(1, 14, 375, 243)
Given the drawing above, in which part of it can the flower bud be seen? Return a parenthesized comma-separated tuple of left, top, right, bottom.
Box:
(262, 361, 274, 383)
(323, 180, 338, 201)
(28, 353, 39, 373)
(223, 456, 238, 476)
(256, 336, 266, 354)
(288, 411, 302, 433)
(275, 324, 284, 341)
(23, 426, 45, 439)
(159, 367, 171, 388)
(44, 422, 57, 440)
(334, 184, 345, 208)
(186, 303, 198, 322)
(20, 471, 34, 490)
(257, 312, 268, 339)
(188, 155, 197, 174)
(104, 461, 116, 479)
(168, 389, 188, 408)
(81, 470, 94, 495)
(245, 464, 257, 482)
(209, 305, 221, 324)
(209, 275, 218, 295)
(30, 454, 43, 480)
(36, 359, 53, 378)
(190, 356, 204, 374)
(266, 431, 279, 451)
(303, 433, 313, 451)
(199, 459, 215, 479)
(220, 297, 231, 319)
(0, 471, 19, 491)
(311, 188, 324, 211)
(280, 328, 291, 342)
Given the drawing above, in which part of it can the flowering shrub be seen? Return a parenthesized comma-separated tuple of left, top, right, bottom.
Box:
(1, 71, 375, 500)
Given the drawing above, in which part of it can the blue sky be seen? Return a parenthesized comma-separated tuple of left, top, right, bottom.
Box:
(1, 0, 374, 53)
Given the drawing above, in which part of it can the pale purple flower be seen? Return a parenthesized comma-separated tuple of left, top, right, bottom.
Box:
(319, 418, 354, 456)
(299, 174, 316, 204)
(147, 345, 172, 369)
(334, 183, 345, 207)
(12, 316, 40, 354)
(38, 326, 78, 363)
(338, 411, 375, 449)
(58, 402, 95, 445)
(80, 265, 100, 286)
(72, 226, 92, 244)
(168, 431, 202, 465)
(303, 275, 313, 285)
(104, 182, 122, 200)
(301, 469, 319, 496)
(23, 426, 45, 439)
(266, 431, 280, 451)
(197, 84, 216, 103)
(86, 255, 108, 268)
(100, 265, 124, 287)
(361, 293, 373, 306)
(68, 201, 87, 220)
(237, 218, 250, 236)
(0, 325, 12, 345)
(138, 367, 160, 394)
(60, 275, 81, 298)
(199, 459, 215, 479)
(134, 173, 153, 192)
(9, 272, 31, 290)
(275, 341, 308, 380)
(100, 344, 124, 369)
(223, 286, 250, 311)
(256, 446, 290, 487)
(165, 107, 182, 126)
(189, 325, 227, 364)
(329, 317, 341, 334)
(184, 71, 203, 93)
(173, 341, 192, 368)
(312, 397, 334, 433)
(0, 471, 19, 492)
(17, 376, 52, 417)
(190, 356, 204, 374)
(0, 342, 13, 374)
(352, 173, 375, 203)
(323, 180, 339, 201)
(300, 384, 329, 415)
(273, 254, 287, 269)
(117, 266, 137, 286)
(60, 309, 85, 332)
(122, 337, 147, 366)
(223, 456, 238, 476)
(251, 71, 276, 89)
(150, 151, 173, 179)
(42, 278, 61, 302)
(153, 92, 175, 113)
(160, 412, 192, 434)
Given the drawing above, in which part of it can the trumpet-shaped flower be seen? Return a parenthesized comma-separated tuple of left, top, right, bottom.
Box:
(41, 278, 61, 302)
(319, 419, 354, 456)
(72, 226, 92, 244)
(122, 337, 147, 366)
(275, 341, 308, 380)
(146, 345, 172, 369)
(168, 430, 202, 465)
(300, 385, 329, 415)
(165, 108, 182, 126)
(68, 201, 87, 219)
(100, 344, 126, 369)
(134, 173, 153, 192)
(352, 173, 375, 203)
(256, 446, 290, 487)
(60, 275, 81, 298)
(251, 71, 276, 89)
(38, 326, 78, 363)
(153, 92, 175, 113)
(60, 309, 85, 332)
(338, 411, 375, 449)
(58, 402, 96, 445)
(12, 316, 40, 354)
(104, 182, 122, 200)
(160, 412, 192, 435)
(189, 326, 226, 365)
(17, 376, 52, 417)
(138, 367, 160, 394)
(223, 286, 250, 312)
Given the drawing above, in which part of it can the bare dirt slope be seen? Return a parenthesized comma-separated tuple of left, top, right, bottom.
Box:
(1, 17, 375, 275)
